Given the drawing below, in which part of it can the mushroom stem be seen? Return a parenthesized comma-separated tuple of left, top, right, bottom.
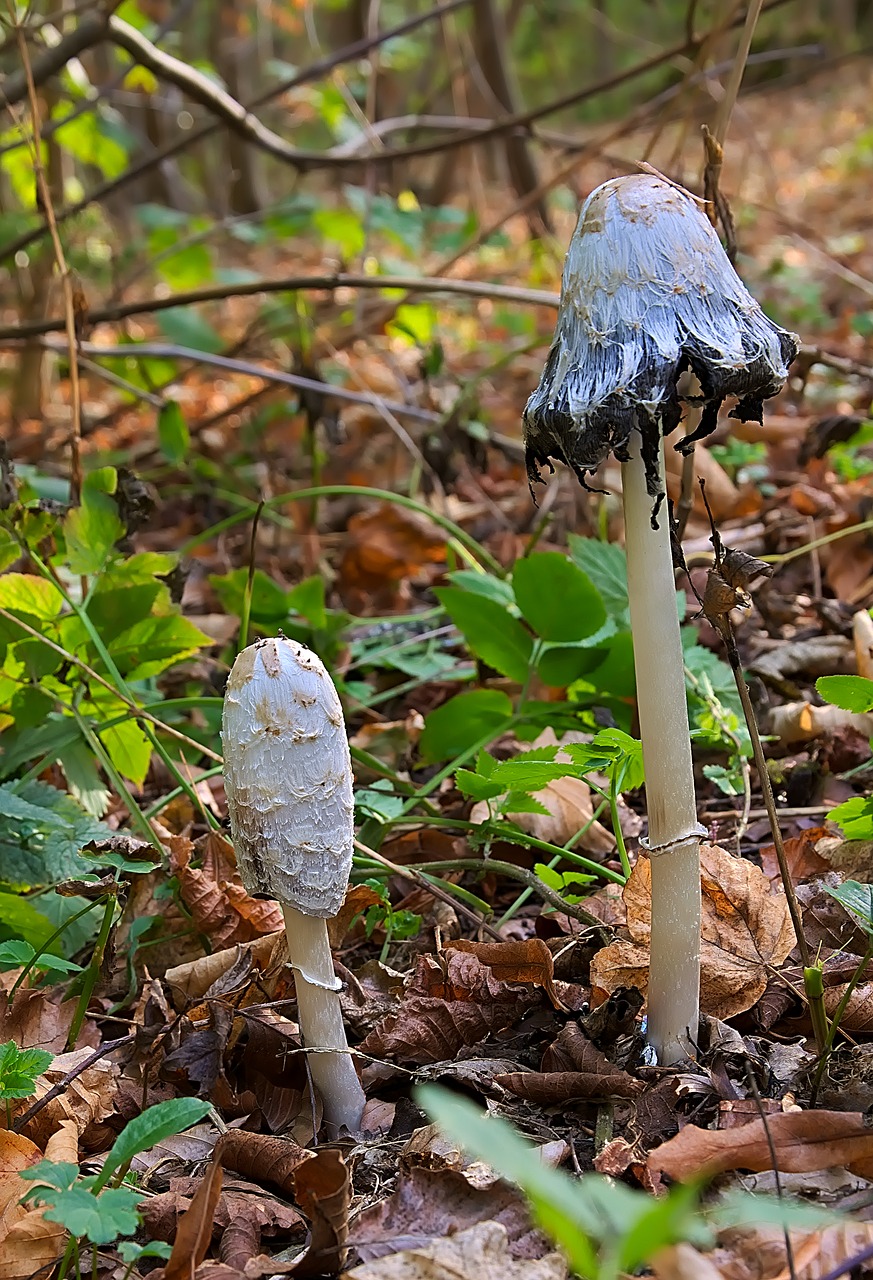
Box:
(621, 437, 701, 1064)
(283, 905, 366, 1134)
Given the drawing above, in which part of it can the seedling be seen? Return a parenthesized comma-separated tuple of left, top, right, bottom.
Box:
(222, 636, 366, 1133)
(523, 174, 796, 1061)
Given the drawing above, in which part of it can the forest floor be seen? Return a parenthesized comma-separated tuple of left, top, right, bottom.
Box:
(3, 60, 873, 1280)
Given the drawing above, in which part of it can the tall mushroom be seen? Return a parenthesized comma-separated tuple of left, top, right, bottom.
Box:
(222, 636, 366, 1132)
(524, 174, 797, 1063)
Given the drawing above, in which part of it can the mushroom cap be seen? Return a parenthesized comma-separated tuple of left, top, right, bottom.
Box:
(222, 636, 354, 918)
(523, 174, 798, 501)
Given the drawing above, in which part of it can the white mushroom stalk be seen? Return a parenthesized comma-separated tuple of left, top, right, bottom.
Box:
(222, 637, 366, 1132)
(523, 175, 797, 1063)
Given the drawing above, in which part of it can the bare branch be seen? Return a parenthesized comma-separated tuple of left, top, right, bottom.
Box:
(0, 0, 123, 109)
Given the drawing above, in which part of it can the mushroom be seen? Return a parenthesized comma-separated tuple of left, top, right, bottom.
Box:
(523, 174, 797, 1063)
(222, 636, 366, 1132)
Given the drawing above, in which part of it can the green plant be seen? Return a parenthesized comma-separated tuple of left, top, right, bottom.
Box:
(20, 1097, 212, 1278)
(418, 1086, 834, 1280)
(0, 1040, 53, 1125)
(817, 674, 873, 839)
(357, 878, 422, 960)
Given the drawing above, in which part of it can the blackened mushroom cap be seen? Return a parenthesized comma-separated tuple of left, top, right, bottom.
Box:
(523, 174, 798, 503)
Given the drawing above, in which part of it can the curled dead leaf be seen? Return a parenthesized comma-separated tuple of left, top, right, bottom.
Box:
(343, 1220, 567, 1279)
(293, 1148, 350, 1277)
(590, 845, 795, 1019)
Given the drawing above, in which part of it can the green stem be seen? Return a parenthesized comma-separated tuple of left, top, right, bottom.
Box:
(65, 894, 117, 1051)
(9, 900, 100, 996)
(181, 485, 505, 577)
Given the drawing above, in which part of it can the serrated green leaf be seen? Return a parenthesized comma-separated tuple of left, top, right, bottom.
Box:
(287, 575, 327, 628)
(816, 674, 873, 714)
(64, 484, 124, 576)
(42, 1184, 141, 1244)
(0, 1040, 54, 1099)
(0, 780, 116, 890)
(824, 878, 873, 933)
(436, 586, 532, 683)
(419, 690, 513, 764)
(487, 758, 573, 791)
(513, 553, 606, 642)
(824, 796, 873, 842)
(20, 1159, 80, 1192)
(0, 574, 64, 621)
(108, 614, 211, 681)
(592, 728, 645, 790)
(535, 640, 609, 688)
(210, 567, 290, 623)
(0, 939, 81, 976)
(568, 536, 630, 621)
(157, 400, 190, 466)
(95, 1097, 212, 1191)
(454, 769, 504, 802)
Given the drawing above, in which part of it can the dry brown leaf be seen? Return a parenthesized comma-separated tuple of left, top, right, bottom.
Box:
(350, 1166, 544, 1266)
(855, 608, 873, 679)
(293, 1148, 350, 1277)
(0, 989, 97, 1053)
(359, 952, 542, 1065)
(165, 932, 285, 1009)
(446, 939, 564, 1010)
(159, 1160, 224, 1280)
(216, 1131, 313, 1197)
(328, 885, 384, 949)
(166, 832, 284, 949)
(496, 1023, 644, 1103)
(758, 829, 830, 887)
(716, 1219, 873, 1280)
(766, 700, 873, 745)
(339, 504, 445, 604)
(590, 845, 795, 1019)
(343, 1221, 567, 1279)
(649, 1109, 873, 1182)
(0, 1122, 76, 1280)
(19, 1047, 119, 1148)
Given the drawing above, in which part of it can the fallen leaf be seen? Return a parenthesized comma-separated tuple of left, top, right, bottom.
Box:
(446, 939, 564, 1010)
(359, 952, 542, 1065)
(758, 829, 830, 887)
(293, 1148, 350, 1277)
(0, 1122, 77, 1280)
(165, 933, 285, 1009)
(159, 1159, 224, 1280)
(216, 1131, 313, 1197)
(649, 1242, 724, 1280)
(343, 1220, 567, 1279)
(328, 885, 384, 949)
(19, 1047, 119, 1149)
(590, 845, 796, 1019)
(339, 504, 445, 606)
(166, 831, 284, 949)
(649, 1109, 873, 1181)
(350, 1166, 546, 1265)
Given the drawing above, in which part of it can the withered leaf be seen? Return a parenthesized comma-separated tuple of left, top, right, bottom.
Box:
(649, 1109, 873, 1182)
(216, 1130, 313, 1196)
(496, 1067, 643, 1104)
(446, 939, 564, 1010)
(292, 1148, 350, 1277)
(166, 832, 283, 949)
(159, 1159, 223, 1280)
(590, 845, 795, 1019)
(344, 1220, 568, 1279)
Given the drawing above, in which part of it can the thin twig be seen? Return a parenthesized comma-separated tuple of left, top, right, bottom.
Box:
(13, 1034, 135, 1133)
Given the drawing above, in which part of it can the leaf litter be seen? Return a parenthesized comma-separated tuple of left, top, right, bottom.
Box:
(4, 49, 873, 1280)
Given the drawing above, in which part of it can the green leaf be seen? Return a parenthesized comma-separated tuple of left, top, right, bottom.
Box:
(436, 587, 532, 683)
(0, 780, 116, 890)
(98, 717, 152, 787)
(568, 536, 629, 621)
(824, 879, 873, 934)
(816, 674, 873, 714)
(0, 1040, 53, 1099)
(157, 401, 190, 466)
(513, 553, 606, 642)
(447, 570, 515, 609)
(0, 940, 81, 977)
(156, 242, 214, 293)
(313, 206, 366, 257)
(288, 575, 327, 629)
(0, 575, 64, 621)
(157, 307, 223, 354)
(487, 757, 570, 791)
(42, 1184, 141, 1244)
(210, 568, 290, 623)
(454, 769, 505, 802)
(535, 641, 609, 688)
(592, 727, 645, 790)
(108, 615, 211, 681)
(20, 1160, 79, 1192)
(95, 1098, 213, 1192)
(63, 473, 124, 576)
(826, 796, 873, 842)
(419, 690, 513, 764)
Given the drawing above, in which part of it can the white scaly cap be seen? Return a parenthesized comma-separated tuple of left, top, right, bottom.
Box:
(222, 636, 354, 918)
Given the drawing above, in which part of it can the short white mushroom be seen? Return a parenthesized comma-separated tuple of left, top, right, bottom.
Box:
(222, 636, 366, 1133)
(524, 174, 797, 1064)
